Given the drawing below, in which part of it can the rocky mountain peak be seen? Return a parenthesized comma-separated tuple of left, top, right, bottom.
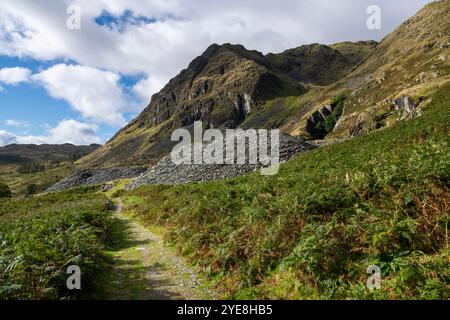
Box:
(76, 1, 449, 169)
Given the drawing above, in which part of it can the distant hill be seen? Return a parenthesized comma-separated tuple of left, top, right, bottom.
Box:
(0, 143, 100, 172)
(0, 143, 101, 195)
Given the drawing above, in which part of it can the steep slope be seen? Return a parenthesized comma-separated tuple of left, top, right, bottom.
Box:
(78, 0, 449, 169)
(78, 41, 376, 169)
(78, 44, 305, 168)
(286, 0, 450, 138)
(266, 41, 377, 85)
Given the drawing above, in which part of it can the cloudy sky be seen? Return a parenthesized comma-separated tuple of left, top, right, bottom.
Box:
(0, 0, 433, 146)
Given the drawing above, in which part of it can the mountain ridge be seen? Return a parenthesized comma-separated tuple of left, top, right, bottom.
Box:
(77, 0, 450, 169)
(0, 143, 100, 166)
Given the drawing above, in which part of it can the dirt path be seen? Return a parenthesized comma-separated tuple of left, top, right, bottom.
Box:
(104, 199, 214, 300)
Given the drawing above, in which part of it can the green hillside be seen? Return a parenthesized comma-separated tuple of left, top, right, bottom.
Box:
(120, 82, 450, 299)
(0, 187, 112, 299)
(0, 144, 100, 196)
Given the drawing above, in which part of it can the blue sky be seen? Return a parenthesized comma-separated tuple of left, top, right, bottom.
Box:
(0, 54, 144, 144)
(0, 0, 433, 146)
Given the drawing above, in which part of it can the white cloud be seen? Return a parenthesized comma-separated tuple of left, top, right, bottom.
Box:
(133, 76, 166, 102)
(0, 130, 18, 146)
(0, 119, 102, 146)
(43, 119, 102, 145)
(32, 64, 127, 125)
(5, 119, 30, 127)
(0, 67, 31, 85)
(0, 0, 434, 101)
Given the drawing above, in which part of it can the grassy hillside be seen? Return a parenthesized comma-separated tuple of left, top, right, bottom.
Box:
(315, 0, 450, 138)
(0, 143, 100, 197)
(266, 41, 376, 85)
(0, 162, 75, 196)
(121, 83, 450, 299)
(0, 144, 100, 167)
(0, 187, 113, 299)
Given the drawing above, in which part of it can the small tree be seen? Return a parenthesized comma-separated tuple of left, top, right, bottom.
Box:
(26, 184, 38, 196)
(0, 183, 12, 198)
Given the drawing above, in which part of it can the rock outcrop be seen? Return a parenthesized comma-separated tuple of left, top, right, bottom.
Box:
(46, 167, 146, 192)
(389, 96, 422, 120)
(336, 95, 425, 136)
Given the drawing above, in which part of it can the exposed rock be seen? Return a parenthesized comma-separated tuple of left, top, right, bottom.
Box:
(127, 132, 315, 189)
(101, 184, 113, 192)
(305, 96, 345, 139)
(389, 96, 422, 120)
(46, 167, 147, 192)
(306, 105, 335, 131)
(337, 95, 424, 136)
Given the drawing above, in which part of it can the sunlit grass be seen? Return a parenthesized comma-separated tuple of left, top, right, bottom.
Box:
(123, 83, 450, 299)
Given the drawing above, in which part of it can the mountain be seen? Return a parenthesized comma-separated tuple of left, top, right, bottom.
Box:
(266, 41, 377, 85)
(77, 41, 376, 168)
(0, 143, 100, 172)
(78, 43, 306, 168)
(77, 0, 450, 169)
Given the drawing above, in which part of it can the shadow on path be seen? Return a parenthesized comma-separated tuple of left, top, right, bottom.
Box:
(100, 200, 212, 300)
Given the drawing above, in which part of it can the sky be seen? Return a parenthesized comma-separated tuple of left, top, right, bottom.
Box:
(0, 0, 434, 146)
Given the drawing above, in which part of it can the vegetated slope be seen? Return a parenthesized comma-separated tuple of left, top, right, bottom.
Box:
(0, 144, 101, 196)
(0, 143, 100, 168)
(0, 187, 113, 299)
(265, 41, 377, 85)
(289, 0, 450, 138)
(0, 143, 100, 194)
(77, 44, 300, 168)
(77, 41, 376, 169)
(122, 83, 450, 299)
(0, 162, 75, 196)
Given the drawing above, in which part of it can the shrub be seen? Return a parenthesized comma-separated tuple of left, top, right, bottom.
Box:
(0, 183, 12, 198)
(25, 183, 38, 196)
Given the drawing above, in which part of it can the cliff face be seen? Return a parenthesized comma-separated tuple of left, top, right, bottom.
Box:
(317, 0, 450, 138)
(128, 43, 303, 130)
(77, 0, 450, 169)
